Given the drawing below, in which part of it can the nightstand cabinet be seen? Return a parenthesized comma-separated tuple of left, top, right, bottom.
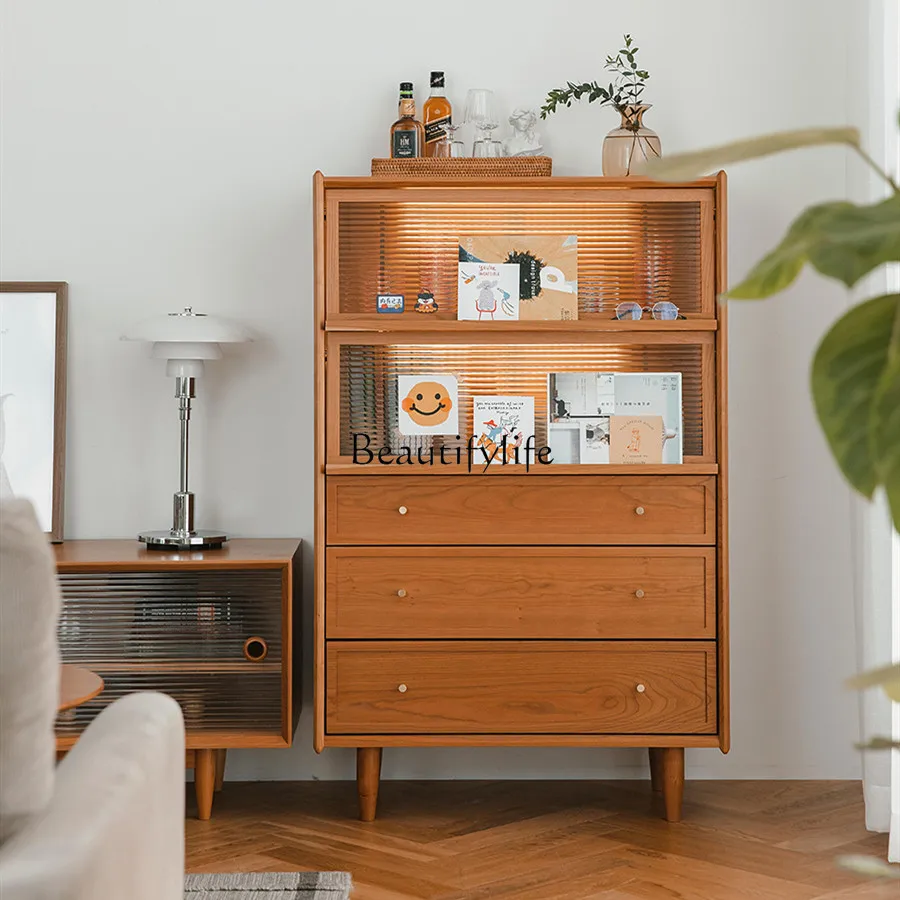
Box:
(54, 539, 301, 819)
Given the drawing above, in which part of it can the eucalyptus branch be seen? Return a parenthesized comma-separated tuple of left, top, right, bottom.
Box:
(541, 33, 650, 121)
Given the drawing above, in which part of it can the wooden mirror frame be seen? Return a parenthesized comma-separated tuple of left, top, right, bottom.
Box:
(0, 282, 68, 541)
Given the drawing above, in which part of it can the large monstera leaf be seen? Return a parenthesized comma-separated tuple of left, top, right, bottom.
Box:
(811, 295, 900, 528)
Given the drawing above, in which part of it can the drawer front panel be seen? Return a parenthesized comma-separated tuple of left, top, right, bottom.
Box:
(327, 548, 715, 639)
(326, 641, 716, 734)
(326, 476, 716, 545)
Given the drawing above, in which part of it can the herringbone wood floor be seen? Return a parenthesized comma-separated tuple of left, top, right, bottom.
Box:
(185, 781, 895, 899)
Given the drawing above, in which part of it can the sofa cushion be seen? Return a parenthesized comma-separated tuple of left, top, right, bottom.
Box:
(0, 499, 61, 844)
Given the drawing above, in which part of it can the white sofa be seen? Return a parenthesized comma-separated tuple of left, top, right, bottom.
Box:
(0, 499, 186, 900)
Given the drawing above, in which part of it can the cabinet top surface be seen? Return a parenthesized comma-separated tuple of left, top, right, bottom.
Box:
(317, 173, 722, 191)
(53, 538, 301, 569)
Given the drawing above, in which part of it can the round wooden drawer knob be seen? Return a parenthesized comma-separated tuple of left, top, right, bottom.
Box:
(636, 683, 646, 693)
(398, 506, 408, 515)
(398, 683, 408, 693)
(635, 589, 645, 599)
(397, 589, 407, 598)
(635, 506, 645, 516)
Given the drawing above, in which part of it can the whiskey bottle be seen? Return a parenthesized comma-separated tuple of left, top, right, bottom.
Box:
(390, 82, 425, 159)
(423, 71, 452, 157)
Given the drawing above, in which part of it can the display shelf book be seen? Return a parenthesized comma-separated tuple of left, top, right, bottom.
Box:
(314, 172, 728, 823)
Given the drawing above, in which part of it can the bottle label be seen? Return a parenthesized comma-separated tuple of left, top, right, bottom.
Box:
(392, 129, 419, 158)
(425, 115, 451, 144)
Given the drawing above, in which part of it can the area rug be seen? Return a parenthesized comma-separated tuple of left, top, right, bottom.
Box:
(184, 872, 352, 899)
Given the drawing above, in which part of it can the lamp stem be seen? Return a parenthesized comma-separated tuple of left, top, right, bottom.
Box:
(172, 376, 195, 537)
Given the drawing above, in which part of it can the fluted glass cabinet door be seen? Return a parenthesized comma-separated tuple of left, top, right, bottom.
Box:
(325, 185, 716, 326)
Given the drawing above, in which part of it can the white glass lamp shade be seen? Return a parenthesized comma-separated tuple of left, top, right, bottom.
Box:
(121, 307, 251, 377)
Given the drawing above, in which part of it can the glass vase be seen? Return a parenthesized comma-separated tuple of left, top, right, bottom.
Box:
(602, 104, 662, 176)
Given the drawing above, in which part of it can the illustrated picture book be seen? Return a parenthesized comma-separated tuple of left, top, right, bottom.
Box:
(472, 396, 535, 463)
(458, 234, 578, 320)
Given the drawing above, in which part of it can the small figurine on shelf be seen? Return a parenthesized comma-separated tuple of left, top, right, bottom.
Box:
(415, 290, 439, 314)
(503, 108, 543, 157)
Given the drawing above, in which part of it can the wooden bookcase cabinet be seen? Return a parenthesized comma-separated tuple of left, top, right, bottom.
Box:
(314, 173, 728, 822)
(54, 539, 301, 820)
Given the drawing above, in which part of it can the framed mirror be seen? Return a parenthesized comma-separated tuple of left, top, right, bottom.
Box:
(0, 282, 68, 541)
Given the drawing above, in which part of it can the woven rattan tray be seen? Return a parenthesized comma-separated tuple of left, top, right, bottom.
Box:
(371, 157, 552, 178)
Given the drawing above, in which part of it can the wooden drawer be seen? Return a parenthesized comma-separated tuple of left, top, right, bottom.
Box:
(326, 641, 716, 735)
(326, 476, 716, 546)
(326, 548, 715, 639)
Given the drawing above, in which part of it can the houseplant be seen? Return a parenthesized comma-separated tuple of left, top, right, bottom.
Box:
(541, 34, 661, 176)
(643, 124, 900, 877)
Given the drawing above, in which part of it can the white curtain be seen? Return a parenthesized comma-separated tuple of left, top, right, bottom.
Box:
(853, 0, 900, 865)
(854, 495, 899, 863)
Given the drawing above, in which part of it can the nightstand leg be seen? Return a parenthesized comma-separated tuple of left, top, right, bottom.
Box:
(357, 747, 382, 822)
(660, 747, 685, 822)
(195, 749, 215, 820)
(648, 748, 663, 792)
(214, 749, 227, 792)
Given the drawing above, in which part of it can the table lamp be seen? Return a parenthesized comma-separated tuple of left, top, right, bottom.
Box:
(121, 307, 251, 550)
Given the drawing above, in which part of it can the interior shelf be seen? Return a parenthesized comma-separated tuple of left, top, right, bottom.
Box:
(325, 318, 718, 333)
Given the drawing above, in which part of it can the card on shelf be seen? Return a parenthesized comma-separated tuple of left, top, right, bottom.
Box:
(458, 234, 578, 320)
(472, 396, 535, 463)
(457, 263, 520, 321)
(397, 374, 459, 436)
(609, 415, 664, 464)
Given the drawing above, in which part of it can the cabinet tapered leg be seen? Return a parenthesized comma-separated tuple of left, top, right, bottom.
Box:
(660, 747, 685, 822)
(194, 749, 216, 821)
(357, 748, 382, 822)
(214, 749, 227, 792)
(648, 748, 663, 793)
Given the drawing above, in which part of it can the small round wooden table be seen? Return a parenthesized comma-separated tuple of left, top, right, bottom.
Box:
(58, 665, 104, 711)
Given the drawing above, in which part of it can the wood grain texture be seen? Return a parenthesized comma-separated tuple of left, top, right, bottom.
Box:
(327, 476, 716, 546)
(715, 169, 730, 753)
(326, 641, 716, 735)
(194, 748, 215, 821)
(357, 747, 382, 823)
(660, 746, 685, 822)
(185, 780, 896, 900)
(314, 171, 328, 752)
(53, 538, 300, 569)
(326, 547, 715, 639)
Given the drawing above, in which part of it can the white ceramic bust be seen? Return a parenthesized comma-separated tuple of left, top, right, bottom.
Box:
(503, 108, 543, 157)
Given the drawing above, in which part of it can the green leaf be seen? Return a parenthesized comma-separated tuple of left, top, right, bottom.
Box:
(727, 203, 843, 298)
(836, 855, 900, 879)
(637, 127, 860, 180)
(855, 737, 900, 750)
(847, 661, 900, 699)
(811, 295, 900, 508)
(727, 194, 900, 298)
(871, 348, 900, 528)
(808, 194, 900, 287)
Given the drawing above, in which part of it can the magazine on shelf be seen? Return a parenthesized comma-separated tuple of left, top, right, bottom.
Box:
(548, 372, 682, 464)
(458, 234, 578, 320)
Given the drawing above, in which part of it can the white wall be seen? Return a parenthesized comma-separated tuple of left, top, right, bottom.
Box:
(0, 0, 873, 780)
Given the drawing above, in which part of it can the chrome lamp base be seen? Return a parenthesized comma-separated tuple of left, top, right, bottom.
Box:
(139, 528, 227, 551)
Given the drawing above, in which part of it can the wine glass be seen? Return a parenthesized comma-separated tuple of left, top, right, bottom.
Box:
(464, 89, 496, 154)
(473, 124, 503, 157)
(434, 124, 466, 158)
